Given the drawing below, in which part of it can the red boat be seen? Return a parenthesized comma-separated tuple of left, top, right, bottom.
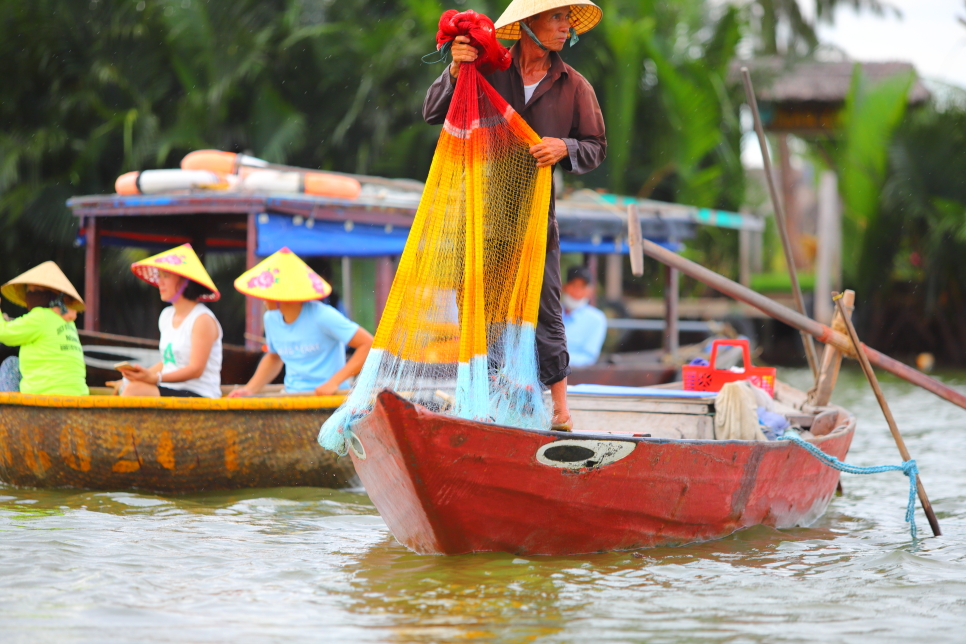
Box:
(346, 382, 855, 556)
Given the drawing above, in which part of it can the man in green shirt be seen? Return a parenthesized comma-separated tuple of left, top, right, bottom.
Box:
(0, 262, 88, 396)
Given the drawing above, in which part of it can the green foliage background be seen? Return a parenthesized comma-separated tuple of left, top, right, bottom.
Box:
(2, 0, 966, 358)
(0, 0, 747, 325)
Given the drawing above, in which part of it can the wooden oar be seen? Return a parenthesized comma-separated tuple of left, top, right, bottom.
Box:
(833, 292, 942, 536)
(636, 236, 966, 411)
(741, 67, 819, 379)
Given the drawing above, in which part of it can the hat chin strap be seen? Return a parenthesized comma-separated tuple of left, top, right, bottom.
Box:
(164, 279, 190, 303)
(49, 293, 68, 314)
(519, 22, 579, 50)
(519, 21, 549, 51)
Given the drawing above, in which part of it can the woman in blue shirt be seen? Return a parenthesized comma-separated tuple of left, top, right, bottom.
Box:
(228, 248, 373, 397)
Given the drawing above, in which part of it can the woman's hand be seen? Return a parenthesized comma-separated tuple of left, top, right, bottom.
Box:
(530, 138, 569, 167)
(449, 35, 478, 79)
(117, 364, 154, 383)
(226, 387, 254, 398)
(314, 381, 340, 396)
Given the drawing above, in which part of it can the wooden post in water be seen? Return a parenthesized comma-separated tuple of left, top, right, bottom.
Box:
(605, 253, 623, 303)
(244, 212, 263, 351)
(741, 67, 819, 379)
(664, 262, 679, 360)
(808, 289, 853, 408)
(341, 256, 353, 320)
(814, 171, 841, 325)
(374, 256, 395, 324)
(628, 204, 644, 278)
(833, 292, 942, 537)
(83, 216, 101, 332)
(585, 253, 599, 307)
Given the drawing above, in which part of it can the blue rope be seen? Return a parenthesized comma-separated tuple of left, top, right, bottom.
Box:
(779, 431, 919, 540)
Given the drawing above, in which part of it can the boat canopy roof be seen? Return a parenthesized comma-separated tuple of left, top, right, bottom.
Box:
(67, 186, 761, 258)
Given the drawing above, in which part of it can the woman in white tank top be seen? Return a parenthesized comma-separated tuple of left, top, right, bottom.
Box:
(117, 244, 223, 398)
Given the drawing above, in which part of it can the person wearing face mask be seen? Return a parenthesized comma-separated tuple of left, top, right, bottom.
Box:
(561, 266, 606, 367)
(116, 244, 223, 398)
(423, 0, 606, 431)
(0, 261, 88, 395)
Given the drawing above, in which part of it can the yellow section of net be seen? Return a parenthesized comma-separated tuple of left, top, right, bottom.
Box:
(319, 61, 552, 454)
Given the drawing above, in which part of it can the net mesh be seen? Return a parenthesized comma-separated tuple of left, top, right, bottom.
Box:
(318, 10, 553, 455)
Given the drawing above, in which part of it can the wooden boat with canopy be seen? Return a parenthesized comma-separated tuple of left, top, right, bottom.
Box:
(344, 381, 855, 556)
(0, 392, 353, 493)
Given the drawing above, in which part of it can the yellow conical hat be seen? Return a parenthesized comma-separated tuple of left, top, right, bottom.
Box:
(1, 261, 86, 312)
(234, 247, 332, 302)
(494, 0, 602, 40)
(130, 243, 220, 302)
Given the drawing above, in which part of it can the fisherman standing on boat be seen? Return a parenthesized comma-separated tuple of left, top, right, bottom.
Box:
(118, 244, 224, 398)
(423, 0, 606, 431)
(0, 262, 88, 395)
(229, 248, 373, 397)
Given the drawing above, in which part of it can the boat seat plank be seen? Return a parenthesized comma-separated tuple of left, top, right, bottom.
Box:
(572, 410, 715, 440)
(568, 396, 713, 415)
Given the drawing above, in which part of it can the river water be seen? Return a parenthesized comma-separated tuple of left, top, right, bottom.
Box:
(2, 368, 965, 643)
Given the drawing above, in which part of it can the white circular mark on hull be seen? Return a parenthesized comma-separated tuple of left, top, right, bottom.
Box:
(347, 431, 366, 460)
(536, 439, 635, 470)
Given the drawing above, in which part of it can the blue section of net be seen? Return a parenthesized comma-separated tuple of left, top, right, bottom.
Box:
(779, 431, 919, 540)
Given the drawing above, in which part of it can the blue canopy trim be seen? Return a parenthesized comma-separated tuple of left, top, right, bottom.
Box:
(257, 214, 682, 258)
(257, 214, 411, 257)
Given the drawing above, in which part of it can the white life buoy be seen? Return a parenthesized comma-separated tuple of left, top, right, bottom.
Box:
(181, 149, 362, 200)
(115, 169, 228, 195)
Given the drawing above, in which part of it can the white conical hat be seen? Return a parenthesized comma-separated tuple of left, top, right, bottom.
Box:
(1, 261, 85, 312)
(494, 0, 602, 40)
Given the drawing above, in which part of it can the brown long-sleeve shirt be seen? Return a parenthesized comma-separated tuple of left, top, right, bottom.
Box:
(422, 44, 607, 180)
(422, 45, 606, 386)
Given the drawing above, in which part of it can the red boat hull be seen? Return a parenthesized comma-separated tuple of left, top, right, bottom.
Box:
(350, 391, 855, 556)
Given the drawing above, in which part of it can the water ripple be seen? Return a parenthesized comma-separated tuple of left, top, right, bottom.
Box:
(2, 367, 966, 642)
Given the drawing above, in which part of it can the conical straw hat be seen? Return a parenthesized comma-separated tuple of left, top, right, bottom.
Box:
(494, 0, 602, 40)
(234, 247, 332, 302)
(1, 261, 86, 312)
(130, 243, 220, 302)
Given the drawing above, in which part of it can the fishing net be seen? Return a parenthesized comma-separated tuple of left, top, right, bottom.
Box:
(319, 10, 553, 455)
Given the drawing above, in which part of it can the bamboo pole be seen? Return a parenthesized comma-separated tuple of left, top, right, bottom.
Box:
(639, 237, 966, 411)
(834, 292, 941, 537)
(740, 67, 819, 379)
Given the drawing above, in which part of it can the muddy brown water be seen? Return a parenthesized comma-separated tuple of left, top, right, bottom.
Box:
(3, 368, 966, 643)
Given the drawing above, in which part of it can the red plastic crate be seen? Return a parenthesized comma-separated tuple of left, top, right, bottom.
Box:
(682, 339, 776, 397)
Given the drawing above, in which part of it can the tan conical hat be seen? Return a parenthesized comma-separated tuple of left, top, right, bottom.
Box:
(1, 261, 85, 312)
(494, 0, 602, 40)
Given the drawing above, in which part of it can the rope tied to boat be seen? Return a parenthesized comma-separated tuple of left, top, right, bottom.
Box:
(779, 431, 919, 540)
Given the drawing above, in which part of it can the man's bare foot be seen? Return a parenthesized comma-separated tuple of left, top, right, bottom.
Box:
(551, 414, 573, 432)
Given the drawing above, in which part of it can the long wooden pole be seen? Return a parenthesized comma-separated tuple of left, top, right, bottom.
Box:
(741, 67, 819, 379)
(834, 292, 941, 536)
(639, 237, 966, 411)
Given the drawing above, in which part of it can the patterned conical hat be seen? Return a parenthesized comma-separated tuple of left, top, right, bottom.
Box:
(130, 244, 220, 302)
(1, 261, 85, 312)
(494, 0, 602, 40)
(234, 247, 332, 302)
